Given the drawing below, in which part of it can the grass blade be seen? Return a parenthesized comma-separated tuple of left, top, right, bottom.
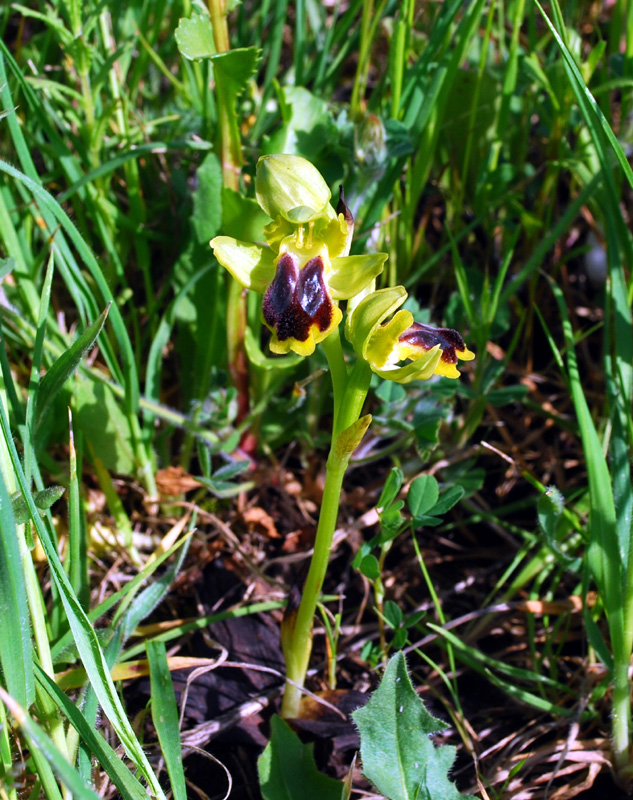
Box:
(0, 687, 100, 800)
(147, 641, 187, 800)
(0, 470, 33, 708)
(34, 666, 148, 800)
(0, 397, 165, 799)
(35, 304, 110, 434)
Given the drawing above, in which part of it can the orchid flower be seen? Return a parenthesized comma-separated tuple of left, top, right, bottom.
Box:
(211, 155, 386, 356)
(349, 286, 475, 382)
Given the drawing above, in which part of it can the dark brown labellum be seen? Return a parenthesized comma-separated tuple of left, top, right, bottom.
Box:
(262, 253, 334, 343)
(398, 322, 467, 366)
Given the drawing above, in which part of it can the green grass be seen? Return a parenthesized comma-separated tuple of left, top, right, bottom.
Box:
(1, 0, 633, 796)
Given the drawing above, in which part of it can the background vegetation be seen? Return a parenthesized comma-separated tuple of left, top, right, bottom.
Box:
(1, 0, 633, 798)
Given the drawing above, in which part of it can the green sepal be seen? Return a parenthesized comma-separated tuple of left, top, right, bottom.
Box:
(256, 154, 331, 223)
(371, 349, 442, 383)
(210, 236, 276, 293)
(329, 253, 387, 300)
(348, 286, 408, 357)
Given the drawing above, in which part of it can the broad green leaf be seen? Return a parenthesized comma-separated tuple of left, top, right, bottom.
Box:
(191, 152, 222, 245)
(263, 86, 336, 167)
(35, 304, 110, 434)
(358, 554, 380, 580)
(407, 475, 439, 518)
(175, 14, 216, 60)
(384, 600, 403, 630)
(212, 47, 260, 99)
(258, 715, 344, 800)
(147, 641, 187, 800)
(353, 652, 476, 800)
(222, 187, 270, 242)
(73, 379, 136, 474)
(0, 471, 33, 708)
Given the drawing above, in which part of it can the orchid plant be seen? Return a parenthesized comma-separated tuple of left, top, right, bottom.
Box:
(211, 154, 474, 718)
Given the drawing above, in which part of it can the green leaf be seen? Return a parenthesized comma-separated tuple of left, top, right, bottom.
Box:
(358, 554, 381, 580)
(263, 86, 336, 164)
(384, 600, 403, 630)
(352, 652, 476, 800)
(258, 715, 344, 800)
(427, 486, 465, 517)
(0, 472, 33, 709)
(379, 501, 404, 543)
(331, 414, 372, 464)
(378, 467, 403, 510)
(191, 152, 222, 244)
(175, 14, 216, 60)
(35, 303, 110, 434)
(73, 380, 136, 474)
(148, 641, 187, 800)
(11, 485, 65, 525)
(34, 666, 148, 800)
(537, 486, 576, 566)
(222, 187, 270, 241)
(0, 687, 100, 800)
(212, 46, 260, 100)
(0, 257, 15, 279)
(407, 475, 439, 518)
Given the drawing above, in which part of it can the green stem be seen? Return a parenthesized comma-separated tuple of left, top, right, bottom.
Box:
(320, 329, 348, 429)
(612, 656, 632, 785)
(281, 455, 347, 717)
(280, 358, 372, 718)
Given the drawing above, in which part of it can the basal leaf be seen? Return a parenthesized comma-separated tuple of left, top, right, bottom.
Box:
(258, 715, 344, 800)
(352, 652, 475, 800)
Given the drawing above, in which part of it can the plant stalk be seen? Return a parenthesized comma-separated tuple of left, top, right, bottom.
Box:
(280, 347, 371, 718)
